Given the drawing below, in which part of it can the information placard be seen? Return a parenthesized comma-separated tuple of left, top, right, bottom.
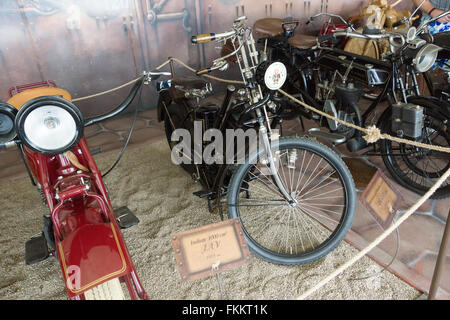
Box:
(171, 218, 250, 282)
(360, 169, 403, 229)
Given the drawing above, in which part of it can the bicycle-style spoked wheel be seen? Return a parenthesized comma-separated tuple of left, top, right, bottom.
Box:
(381, 110, 450, 199)
(227, 137, 356, 265)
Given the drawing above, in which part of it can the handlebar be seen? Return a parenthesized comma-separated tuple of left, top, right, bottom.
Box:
(84, 77, 144, 127)
(320, 30, 398, 41)
(196, 67, 213, 76)
(144, 70, 172, 82)
(0, 140, 18, 150)
(191, 17, 248, 76)
(317, 33, 336, 43)
(191, 29, 241, 75)
(307, 12, 353, 30)
(191, 30, 236, 44)
(392, 19, 406, 28)
(416, 10, 450, 35)
(191, 33, 216, 44)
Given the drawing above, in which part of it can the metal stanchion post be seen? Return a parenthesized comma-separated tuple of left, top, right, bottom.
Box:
(428, 209, 450, 300)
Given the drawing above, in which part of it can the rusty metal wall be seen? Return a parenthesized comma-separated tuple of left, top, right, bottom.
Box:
(0, 0, 200, 117)
(0, 0, 414, 117)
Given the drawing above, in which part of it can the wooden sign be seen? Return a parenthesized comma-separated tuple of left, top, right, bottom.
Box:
(171, 218, 250, 282)
(360, 169, 403, 229)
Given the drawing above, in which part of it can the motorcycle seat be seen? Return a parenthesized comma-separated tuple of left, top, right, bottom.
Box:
(288, 34, 317, 50)
(253, 18, 284, 37)
(171, 77, 209, 90)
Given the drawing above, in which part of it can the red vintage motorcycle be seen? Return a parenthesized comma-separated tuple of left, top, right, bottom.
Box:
(0, 71, 167, 299)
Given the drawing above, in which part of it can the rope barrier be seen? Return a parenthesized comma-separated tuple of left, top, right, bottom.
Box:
(296, 166, 450, 299)
(278, 89, 450, 154)
(72, 77, 143, 102)
(71, 58, 244, 103)
(276, 88, 450, 299)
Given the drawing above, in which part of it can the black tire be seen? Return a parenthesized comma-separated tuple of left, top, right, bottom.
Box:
(227, 136, 356, 265)
(380, 102, 450, 199)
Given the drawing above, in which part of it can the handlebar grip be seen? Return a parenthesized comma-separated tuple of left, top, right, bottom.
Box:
(191, 33, 216, 44)
(392, 20, 405, 28)
(317, 33, 336, 42)
(196, 68, 212, 76)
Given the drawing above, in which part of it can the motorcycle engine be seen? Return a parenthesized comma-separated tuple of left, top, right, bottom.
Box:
(323, 82, 363, 138)
(195, 104, 219, 133)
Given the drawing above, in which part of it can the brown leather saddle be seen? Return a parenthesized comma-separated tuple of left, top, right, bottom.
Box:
(253, 18, 284, 37)
(253, 18, 317, 50)
(288, 34, 318, 50)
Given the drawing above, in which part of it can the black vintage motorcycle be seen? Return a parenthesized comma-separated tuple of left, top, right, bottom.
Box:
(156, 16, 357, 265)
(256, 10, 450, 199)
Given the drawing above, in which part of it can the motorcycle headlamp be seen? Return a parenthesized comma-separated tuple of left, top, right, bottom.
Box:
(0, 103, 18, 144)
(15, 97, 84, 154)
(413, 43, 441, 73)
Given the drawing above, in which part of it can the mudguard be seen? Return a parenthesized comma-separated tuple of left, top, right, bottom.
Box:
(54, 196, 132, 299)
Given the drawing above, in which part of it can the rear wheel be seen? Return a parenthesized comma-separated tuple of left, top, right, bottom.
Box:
(84, 278, 125, 300)
(380, 106, 450, 199)
(227, 137, 356, 265)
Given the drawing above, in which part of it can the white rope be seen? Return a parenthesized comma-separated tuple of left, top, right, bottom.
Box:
(70, 58, 243, 103)
(296, 166, 450, 300)
(72, 77, 142, 102)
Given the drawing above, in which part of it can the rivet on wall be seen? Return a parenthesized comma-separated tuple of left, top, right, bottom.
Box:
(208, 4, 212, 25)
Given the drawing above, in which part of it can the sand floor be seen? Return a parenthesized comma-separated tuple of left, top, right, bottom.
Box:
(0, 139, 421, 300)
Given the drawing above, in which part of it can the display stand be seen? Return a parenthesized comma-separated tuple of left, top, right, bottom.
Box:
(212, 261, 225, 299)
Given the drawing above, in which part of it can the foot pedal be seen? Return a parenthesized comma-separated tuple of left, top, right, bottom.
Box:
(346, 136, 368, 152)
(308, 128, 347, 144)
(114, 206, 140, 229)
(25, 233, 49, 265)
(193, 190, 214, 199)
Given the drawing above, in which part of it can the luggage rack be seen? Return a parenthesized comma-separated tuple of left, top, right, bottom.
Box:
(8, 80, 57, 97)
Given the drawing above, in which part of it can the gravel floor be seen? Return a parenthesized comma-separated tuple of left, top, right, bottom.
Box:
(0, 139, 421, 300)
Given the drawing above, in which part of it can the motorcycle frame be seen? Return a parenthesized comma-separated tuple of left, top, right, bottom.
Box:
(157, 20, 295, 213)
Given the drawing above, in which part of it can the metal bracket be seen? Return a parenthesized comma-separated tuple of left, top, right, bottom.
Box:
(146, 0, 192, 33)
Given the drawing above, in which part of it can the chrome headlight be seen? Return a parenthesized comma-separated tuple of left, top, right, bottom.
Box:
(15, 97, 84, 154)
(413, 44, 441, 73)
(0, 103, 18, 144)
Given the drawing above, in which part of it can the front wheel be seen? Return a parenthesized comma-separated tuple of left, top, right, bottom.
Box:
(227, 137, 356, 265)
